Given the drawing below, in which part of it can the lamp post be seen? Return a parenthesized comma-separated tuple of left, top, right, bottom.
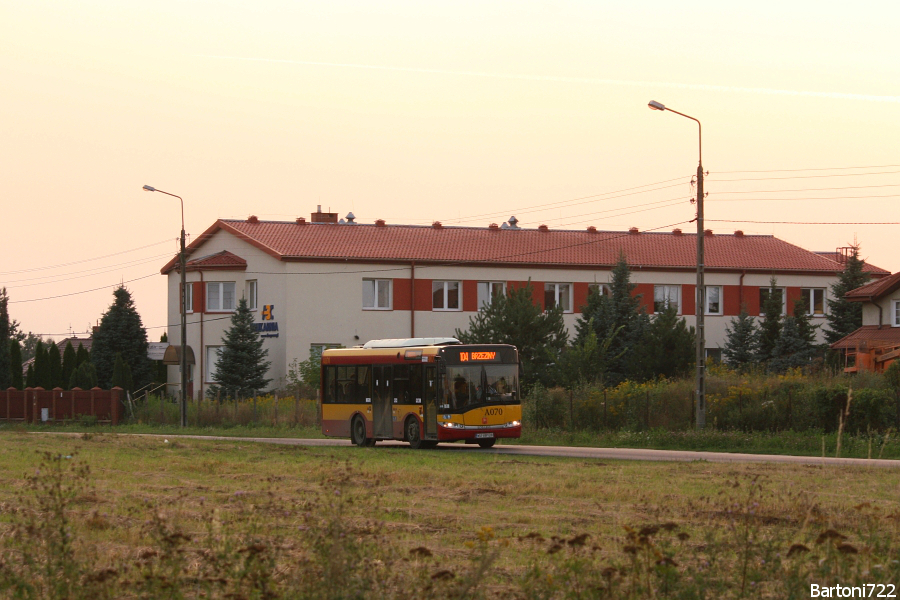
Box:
(143, 184, 188, 428)
(647, 100, 706, 429)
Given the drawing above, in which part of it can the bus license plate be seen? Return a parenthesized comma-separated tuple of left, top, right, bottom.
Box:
(475, 433, 494, 439)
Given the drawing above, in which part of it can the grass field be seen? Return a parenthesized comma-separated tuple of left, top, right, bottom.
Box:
(1, 431, 898, 599)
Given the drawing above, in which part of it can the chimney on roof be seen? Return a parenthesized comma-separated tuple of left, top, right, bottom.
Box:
(488, 223, 499, 231)
(375, 219, 386, 227)
(672, 228, 682, 236)
(704, 229, 713, 236)
(296, 217, 307, 225)
(432, 221, 442, 229)
(629, 227, 639, 235)
(734, 230, 744, 237)
(538, 224, 549, 232)
(311, 207, 338, 224)
(247, 215, 259, 224)
(587, 226, 597, 233)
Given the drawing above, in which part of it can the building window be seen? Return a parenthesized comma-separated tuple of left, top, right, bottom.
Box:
(801, 288, 826, 316)
(183, 283, 193, 314)
(433, 281, 461, 311)
(544, 283, 572, 313)
(759, 287, 786, 315)
(206, 345, 223, 383)
(654, 285, 680, 313)
(705, 286, 722, 315)
(246, 280, 258, 311)
(207, 282, 236, 312)
(477, 282, 505, 308)
(588, 283, 611, 297)
(893, 300, 900, 327)
(363, 279, 392, 310)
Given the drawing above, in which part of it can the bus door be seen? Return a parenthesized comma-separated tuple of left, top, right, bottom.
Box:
(373, 365, 392, 438)
(424, 366, 437, 437)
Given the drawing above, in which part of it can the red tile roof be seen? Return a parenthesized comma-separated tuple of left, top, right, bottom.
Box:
(830, 325, 900, 350)
(814, 252, 889, 276)
(161, 219, 863, 275)
(182, 250, 247, 272)
(844, 271, 900, 301)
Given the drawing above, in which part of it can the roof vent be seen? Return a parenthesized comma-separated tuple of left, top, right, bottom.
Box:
(375, 219, 386, 227)
(587, 226, 597, 233)
(538, 224, 549, 232)
(704, 229, 713, 236)
(432, 221, 443, 229)
(488, 223, 499, 231)
(345, 212, 356, 224)
(629, 227, 639, 235)
(247, 215, 259, 224)
(734, 230, 744, 237)
(672, 228, 682, 236)
(296, 217, 307, 225)
(507, 216, 520, 230)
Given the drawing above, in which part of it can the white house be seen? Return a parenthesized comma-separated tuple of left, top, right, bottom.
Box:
(162, 209, 888, 397)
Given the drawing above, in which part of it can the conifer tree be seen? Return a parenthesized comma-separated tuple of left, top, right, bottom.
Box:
(575, 253, 650, 384)
(33, 341, 51, 389)
(47, 342, 62, 389)
(723, 307, 759, 371)
(0, 287, 10, 389)
(75, 343, 90, 368)
(26, 363, 36, 388)
(62, 342, 77, 388)
(825, 246, 870, 344)
(213, 298, 272, 396)
(455, 282, 568, 388)
(9, 340, 24, 390)
(69, 361, 98, 389)
(110, 352, 134, 393)
(638, 305, 695, 380)
(757, 278, 783, 363)
(91, 287, 152, 389)
(769, 300, 818, 373)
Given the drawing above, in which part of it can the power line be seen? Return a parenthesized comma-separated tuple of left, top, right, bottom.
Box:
(0, 239, 174, 276)
(709, 169, 900, 182)
(4, 254, 172, 287)
(705, 183, 900, 193)
(9, 274, 158, 304)
(706, 219, 900, 225)
(709, 193, 900, 202)
(716, 163, 900, 174)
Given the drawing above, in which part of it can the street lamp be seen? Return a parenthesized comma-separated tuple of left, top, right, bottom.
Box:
(143, 184, 188, 428)
(647, 100, 706, 429)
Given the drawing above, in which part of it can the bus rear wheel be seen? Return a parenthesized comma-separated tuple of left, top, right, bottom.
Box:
(477, 439, 496, 449)
(406, 417, 426, 450)
(351, 416, 368, 448)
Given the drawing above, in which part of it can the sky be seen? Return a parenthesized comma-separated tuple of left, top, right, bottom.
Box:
(2, 0, 899, 340)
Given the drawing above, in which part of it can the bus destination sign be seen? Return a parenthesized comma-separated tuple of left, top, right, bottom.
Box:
(459, 351, 496, 362)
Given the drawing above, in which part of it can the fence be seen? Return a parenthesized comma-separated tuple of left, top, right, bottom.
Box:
(1, 387, 122, 425)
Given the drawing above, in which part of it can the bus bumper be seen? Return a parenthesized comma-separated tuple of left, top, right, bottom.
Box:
(436, 422, 521, 442)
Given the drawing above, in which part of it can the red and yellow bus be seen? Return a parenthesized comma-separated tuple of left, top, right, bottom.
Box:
(320, 338, 521, 448)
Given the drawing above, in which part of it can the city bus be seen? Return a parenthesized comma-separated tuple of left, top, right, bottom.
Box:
(320, 338, 521, 449)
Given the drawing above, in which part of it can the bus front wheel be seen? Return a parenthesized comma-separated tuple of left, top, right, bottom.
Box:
(477, 439, 496, 449)
(351, 416, 368, 448)
(406, 417, 425, 450)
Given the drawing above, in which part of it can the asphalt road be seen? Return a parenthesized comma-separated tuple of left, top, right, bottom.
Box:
(132, 434, 900, 468)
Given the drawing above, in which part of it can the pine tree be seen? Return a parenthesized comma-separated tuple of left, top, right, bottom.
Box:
(825, 246, 870, 344)
(723, 307, 759, 371)
(0, 288, 10, 389)
(62, 342, 77, 389)
(639, 305, 695, 380)
(91, 287, 152, 389)
(213, 298, 272, 396)
(69, 361, 98, 390)
(757, 278, 783, 363)
(47, 342, 62, 389)
(9, 340, 24, 390)
(26, 363, 36, 388)
(575, 252, 650, 384)
(455, 282, 568, 388)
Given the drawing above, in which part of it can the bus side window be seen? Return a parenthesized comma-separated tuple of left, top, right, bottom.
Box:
(324, 366, 336, 403)
(357, 366, 371, 403)
(409, 364, 423, 404)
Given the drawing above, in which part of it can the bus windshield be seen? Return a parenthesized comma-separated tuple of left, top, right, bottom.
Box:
(444, 364, 518, 410)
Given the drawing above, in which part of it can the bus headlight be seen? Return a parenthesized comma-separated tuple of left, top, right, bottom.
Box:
(509, 420, 520, 427)
(441, 422, 458, 428)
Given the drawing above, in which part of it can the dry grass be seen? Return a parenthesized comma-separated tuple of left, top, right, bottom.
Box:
(1, 431, 898, 598)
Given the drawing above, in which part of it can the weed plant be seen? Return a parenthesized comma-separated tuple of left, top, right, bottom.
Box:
(0, 433, 898, 599)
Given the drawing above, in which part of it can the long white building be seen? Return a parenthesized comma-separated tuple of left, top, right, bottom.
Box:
(162, 209, 888, 398)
